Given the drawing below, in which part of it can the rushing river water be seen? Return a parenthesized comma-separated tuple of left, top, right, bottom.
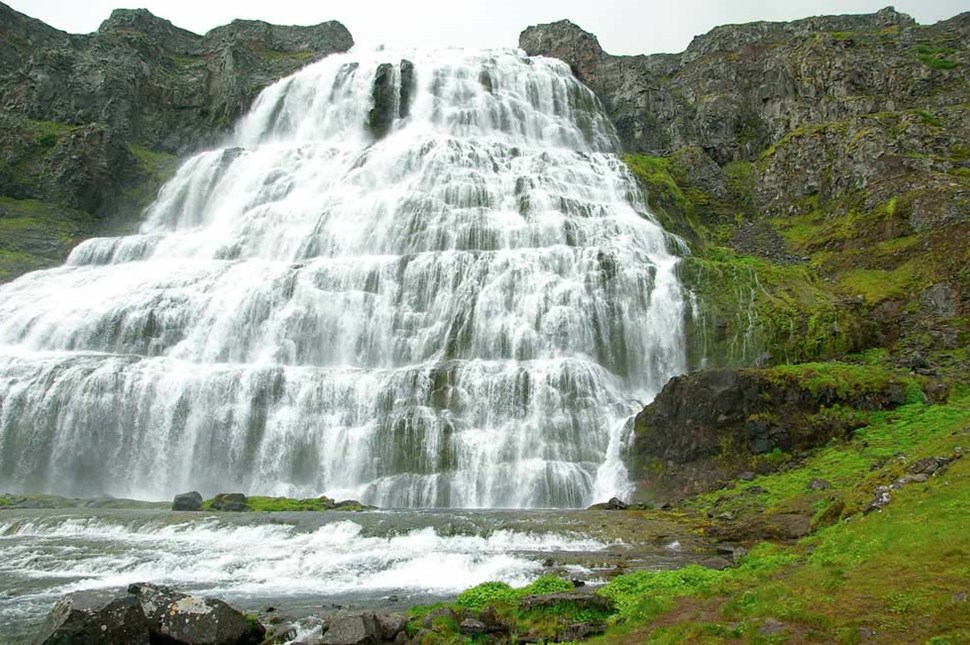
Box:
(0, 507, 710, 643)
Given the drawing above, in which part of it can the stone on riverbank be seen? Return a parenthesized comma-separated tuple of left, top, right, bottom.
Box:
(34, 584, 264, 645)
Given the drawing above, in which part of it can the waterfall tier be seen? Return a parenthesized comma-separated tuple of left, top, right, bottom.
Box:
(0, 49, 685, 507)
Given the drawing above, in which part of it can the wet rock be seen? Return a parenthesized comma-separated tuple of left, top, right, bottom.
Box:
(172, 491, 204, 511)
(154, 594, 264, 644)
(699, 556, 734, 570)
(263, 623, 299, 643)
(399, 59, 416, 119)
(322, 612, 381, 645)
(209, 493, 249, 512)
(739, 471, 756, 482)
(368, 63, 396, 140)
(587, 497, 628, 510)
(33, 589, 151, 645)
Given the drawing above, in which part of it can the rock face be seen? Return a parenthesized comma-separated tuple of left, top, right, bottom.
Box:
(520, 9, 968, 162)
(1, 4, 354, 154)
(33, 589, 151, 645)
(34, 584, 265, 645)
(0, 2, 353, 282)
(631, 366, 913, 500)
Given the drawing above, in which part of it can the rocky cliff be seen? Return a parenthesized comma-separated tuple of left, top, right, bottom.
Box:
(0, 3, 352, 280)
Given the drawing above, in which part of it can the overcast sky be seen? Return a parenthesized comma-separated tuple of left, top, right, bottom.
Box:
(8, 1, 968, 55)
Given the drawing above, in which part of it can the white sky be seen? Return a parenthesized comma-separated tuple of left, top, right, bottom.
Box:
(8, 1, 969, 55)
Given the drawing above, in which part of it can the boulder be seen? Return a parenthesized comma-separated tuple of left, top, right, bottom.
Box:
(374, 613, 406, 641)
(127, 582, 187, 627)
(151, 594, 264, 645)
(586, 497, 627, 510)
(172, 491, 204, 511)
(321, 612, 381, 645)
(33, 589, 151, 645)
(209, 493, 249, 512)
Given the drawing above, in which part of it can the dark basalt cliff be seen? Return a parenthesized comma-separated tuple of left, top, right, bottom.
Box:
(520, 8, 968, 162)
(0, 2, 352, 280)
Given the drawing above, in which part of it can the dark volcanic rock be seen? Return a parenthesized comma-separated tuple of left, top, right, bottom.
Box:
(631, 367, 910, 499)
(172, 491, 204, 511)
(33, 589, 151, 645)
(153, 595, 264, 644)
(368, 63, 396, 140)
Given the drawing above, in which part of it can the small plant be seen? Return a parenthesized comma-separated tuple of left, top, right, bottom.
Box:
(454, 581, 518, 611)
(516, 575, 573, 597)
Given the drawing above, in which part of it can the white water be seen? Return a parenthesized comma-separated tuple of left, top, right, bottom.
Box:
(0, 515, 604, 596)
(0, 511, 610, 641)
(0, 49, 685, 507)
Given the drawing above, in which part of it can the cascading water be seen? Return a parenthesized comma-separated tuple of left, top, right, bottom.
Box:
(0, 49, 685, 507)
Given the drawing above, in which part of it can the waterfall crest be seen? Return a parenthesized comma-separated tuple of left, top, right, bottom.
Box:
(0, 49, 685, 507)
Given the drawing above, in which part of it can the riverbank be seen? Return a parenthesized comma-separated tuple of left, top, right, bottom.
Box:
(0, 506, 718, 644)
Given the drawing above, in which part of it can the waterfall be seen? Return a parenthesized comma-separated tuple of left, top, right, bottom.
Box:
(0, 49, 685, 508)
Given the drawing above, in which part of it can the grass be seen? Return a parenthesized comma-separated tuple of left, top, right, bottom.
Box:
(410, 575, 614, 642)
(916, 46, 959, 70)
(589, 386, 970, 642)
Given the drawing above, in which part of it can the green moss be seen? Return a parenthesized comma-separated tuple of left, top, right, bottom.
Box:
(454, 582, 518, 611)
(517, 575, 574, 597)
(838, 263, 923, 303)
(916, 110, 944, 127)
(680, 252, 870, 368)
(245, 496, 334, 512)
(261, 49, 315, 62)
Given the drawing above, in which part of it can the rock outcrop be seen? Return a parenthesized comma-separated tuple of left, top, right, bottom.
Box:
(0, 2, 353, 282)
(630, 365, 916, 500)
